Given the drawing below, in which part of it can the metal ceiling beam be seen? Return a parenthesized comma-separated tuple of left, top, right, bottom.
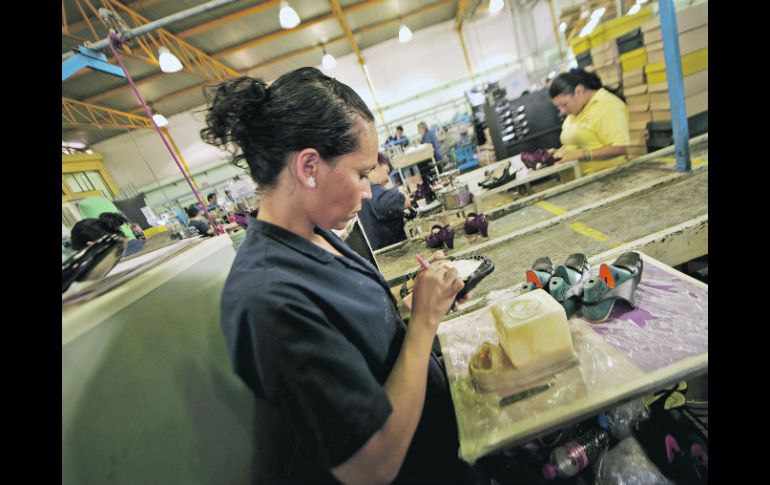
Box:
(455, 0, 470, 27)
(87, 0, 385, 105)
(126, 0, 454, 115)
(176, 0, 280, 39)
(64, 0, 240, 89)
(213, 0, 386, 58)
(62, 97, 154, 130)
(63, 0, 169, 35)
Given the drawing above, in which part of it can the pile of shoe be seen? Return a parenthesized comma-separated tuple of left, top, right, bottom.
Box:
(521, 252, 644, 322)
(424, 213, 491, 249)
(478, 161, 521, 190)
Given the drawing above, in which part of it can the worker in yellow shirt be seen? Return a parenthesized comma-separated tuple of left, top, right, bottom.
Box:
(548, 68, 630, 175)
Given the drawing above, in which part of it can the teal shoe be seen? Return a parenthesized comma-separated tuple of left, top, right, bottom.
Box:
(582, 252, 644, 322)
(547, 253, 590, 318)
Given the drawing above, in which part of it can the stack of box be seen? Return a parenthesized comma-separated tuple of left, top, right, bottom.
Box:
(589, 40, 621, 90)
(642, 1, 708, 150)
(618, 32, 650, 158)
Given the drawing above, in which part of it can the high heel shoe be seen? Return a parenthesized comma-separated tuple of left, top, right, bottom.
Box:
(521, 256, 555, 293)
(547, 253, 591, 318)
(582, 252, 643, 323)
(464, 213, 489, 237)
(521, 149, 558, 170)
(425, 224, 455, 249)
(440, 225, 455, 249)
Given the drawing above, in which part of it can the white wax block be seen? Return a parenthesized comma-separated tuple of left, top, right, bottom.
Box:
(491, 289, 575, 369)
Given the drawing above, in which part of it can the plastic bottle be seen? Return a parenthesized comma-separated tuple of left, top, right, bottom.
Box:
(542, 429, 610, 479)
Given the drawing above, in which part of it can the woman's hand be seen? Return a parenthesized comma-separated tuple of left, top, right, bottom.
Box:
(554, 148, 582, 163)
(410, 263, 464, 332)
(428, 250, 446, 262)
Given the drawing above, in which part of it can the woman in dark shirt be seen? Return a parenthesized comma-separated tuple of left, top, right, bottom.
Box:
(358, 152, 411, 250)
(184, 206, 214, 236)
(201, 67, 467, 484)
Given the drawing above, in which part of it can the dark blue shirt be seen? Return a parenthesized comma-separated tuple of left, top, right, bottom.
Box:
(189, 219, 210, 236)
(358, 184, 407, 251)
(421, 128, 444, 161)
(220, 217, 463, 483)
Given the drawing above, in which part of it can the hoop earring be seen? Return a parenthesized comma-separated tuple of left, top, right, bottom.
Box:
(307, 176, 316, 188)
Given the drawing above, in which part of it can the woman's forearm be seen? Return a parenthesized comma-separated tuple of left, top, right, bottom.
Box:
(584, 146, 627, 161)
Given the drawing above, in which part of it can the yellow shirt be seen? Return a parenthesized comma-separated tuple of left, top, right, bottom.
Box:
(560, 88, 630, 175)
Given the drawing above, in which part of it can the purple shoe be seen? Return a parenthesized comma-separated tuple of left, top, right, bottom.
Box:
(440, 225, 455, 249)
(426, 225, 445, 249)
(464, 213, 489, 237)
(521, 149, 558, 170)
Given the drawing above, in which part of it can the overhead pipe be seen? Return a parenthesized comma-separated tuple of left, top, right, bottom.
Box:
(62, 0, 238, 61)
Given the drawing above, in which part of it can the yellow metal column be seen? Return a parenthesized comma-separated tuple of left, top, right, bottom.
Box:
(328, 0, 389, 135)
(456, 25, 477, 86)
(547, 0, 566, 62)
(162, 127, 199, 190)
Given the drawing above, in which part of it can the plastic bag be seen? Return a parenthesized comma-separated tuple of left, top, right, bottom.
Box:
(603, 399, 650, 440)
(594, 437, 671, 485)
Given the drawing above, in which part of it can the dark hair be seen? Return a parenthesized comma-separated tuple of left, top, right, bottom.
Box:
(200, 67, 375, 188)
(549, 68, 626, 103)
(98, 212, 128, 234)
(377, 152, 393, 173)
(396, 125, 404, 132)
(186, 206, 200, 218)
(207, 192, 217, 202)
(70, 213, 127, 250)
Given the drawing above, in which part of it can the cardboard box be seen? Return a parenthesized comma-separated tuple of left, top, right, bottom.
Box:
(641, 1, 707, 35)
(630, 129, 648, 145)
(683, 69, 708, 95)
(646, 48, 708, 84)
(628, 145, 648, 157)
(649, 90, 708, 113)
(620, 47, 647, 72)
(622, 67, 646, 87)
(628, 99, 651, 113)
(630, 120, 650, 131)
(591, 41, 619, 64)
(651, 110, 672, 122)
(627, 93, 651, 105)
(630, 110, 653, 124)
(644, 27, 663, 44)
(646, 25, 708, 64)
(624, 84, 649, 96)
(647, 91, 708, 121)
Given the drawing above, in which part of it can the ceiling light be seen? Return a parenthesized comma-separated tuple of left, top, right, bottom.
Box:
(579, 17, 600, 37)
(398, 24, 413, 43)
(489, 0, 504, 15)
(152, 114, 169, 127)
(322, 47, 336, 70)
(628, 4, 641, 15)
(158, 47, 183, 73)
(279, 1, 300, 29)
(591, 7, 606, 19)
(559, 22, 567, 33)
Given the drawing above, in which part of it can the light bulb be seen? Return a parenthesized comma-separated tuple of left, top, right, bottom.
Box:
(628, 4, 641, 15)
(152, 114, 169, 127)
(398, 24, 413, 43)
(279, 1, 300, 29)
(489, 0, 504, 15)
(559, 22, 567, 33)
(158, 47, 183, 73)
(591, 7, 606, 19)
(322, 53, 336, 70)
